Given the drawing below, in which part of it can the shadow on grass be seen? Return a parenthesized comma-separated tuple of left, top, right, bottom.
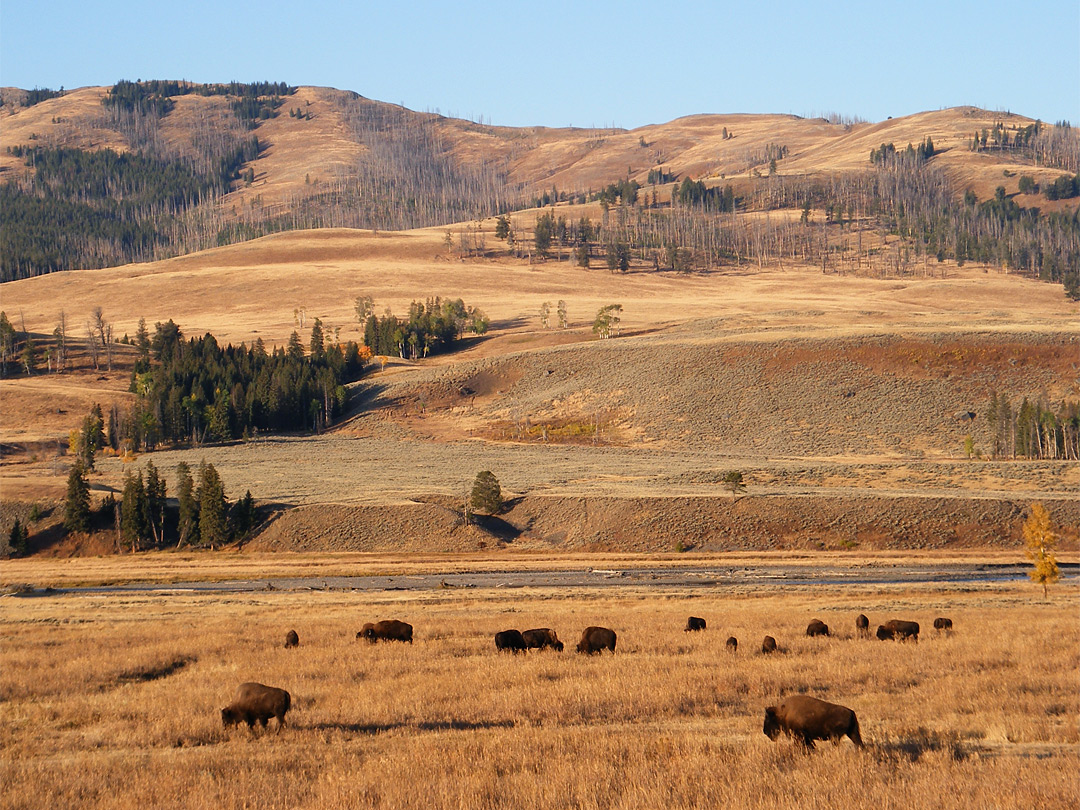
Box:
(307, 718, 516, 735)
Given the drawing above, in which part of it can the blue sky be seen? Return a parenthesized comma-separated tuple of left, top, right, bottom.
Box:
(2, 1, 1077, 128)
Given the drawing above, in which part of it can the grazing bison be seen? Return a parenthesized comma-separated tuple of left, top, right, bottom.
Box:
(495, 629, 527, 653)
(763, 695, 863, 749)
(357, 619, 413, 644)
(855, 614, 870, 639)
(876, 619, 920, 642)
(221, 682, 291, 731)
(521, 628, 564, 651)
(284, 629, 299, 648)
(933, 617, 953, 633)
(806, 619, 830, 637)
(685, 616, 707, 632)
(725, 636, 738, 653)
(761, 635, 778, 654)
(577, 626, 617, 654)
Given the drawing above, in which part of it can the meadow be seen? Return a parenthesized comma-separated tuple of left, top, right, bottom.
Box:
(1, 556, 1076, 810)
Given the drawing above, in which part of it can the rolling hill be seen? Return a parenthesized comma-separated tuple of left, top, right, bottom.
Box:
(1, 83, 1078, 554)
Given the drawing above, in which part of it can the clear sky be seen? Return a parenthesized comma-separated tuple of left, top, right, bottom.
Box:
(2, 0, 1077, 128)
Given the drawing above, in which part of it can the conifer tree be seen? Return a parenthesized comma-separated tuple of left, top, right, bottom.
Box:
(63, 461, 91, 533)
(469, 470, 502, 516)
(176, 462, 197, 547)
(197, 461, 228, 548)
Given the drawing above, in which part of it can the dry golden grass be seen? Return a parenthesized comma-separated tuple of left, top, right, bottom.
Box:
(1, 555, 1076, 810)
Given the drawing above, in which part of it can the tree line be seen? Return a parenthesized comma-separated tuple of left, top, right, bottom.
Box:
(356, 296, 489, 359)
(60, 446, 255, 551)
(1, 141, 258, 280)
(985, 393, 1079, 460)
(114, 319, 367, 450)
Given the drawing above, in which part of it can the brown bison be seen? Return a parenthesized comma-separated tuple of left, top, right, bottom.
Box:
(577, 626, 617, 654)
(521, 628, 564, 651)
(357, 619, 413, 644)
(876, 619, 919, 642)
(761, 635, 778, 654)
(806, 619, 830, 637)
(725, 636, 738, 653)
(685, 616, 707, 632)
(933, 617, 953, 633)
(855, 614, 870, 638)
(221, 682, 291, 731)
(495, 629, 527, 653)
(763, 695, 863, 749)
(284, 629, 299, 648)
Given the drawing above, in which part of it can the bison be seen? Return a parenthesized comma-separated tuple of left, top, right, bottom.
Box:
(806, 619, 830, 637)
(221, 682, 291, 731)
(763, 694, 863, 749)
(876, 619, 919, 642)
(685, 616, 707, 632)
(521, 628, 564, 651)
(577, 626, 617, 654)
(761, 635, 778, 654)
(284, 629, 299, 648)
(725, 636, 738, 653)
(357, 619, 413, 644)
(855, 614, 870, 639)
(933, 617, 953, 633)
(495, 629, 527, 653)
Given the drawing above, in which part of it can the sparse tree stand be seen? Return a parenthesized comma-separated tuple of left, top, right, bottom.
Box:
(469, 471, 502, 518)
(1023, 502, 1060, 598)
(721, 470, 746, 499)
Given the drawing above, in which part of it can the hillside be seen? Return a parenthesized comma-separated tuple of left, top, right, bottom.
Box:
(1, 223, 1077, 553)
(1, 84, 1077, 554)
(3, 85, 1071, 208)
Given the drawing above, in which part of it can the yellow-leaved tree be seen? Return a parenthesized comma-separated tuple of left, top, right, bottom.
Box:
(1023, 502, 1060, 598)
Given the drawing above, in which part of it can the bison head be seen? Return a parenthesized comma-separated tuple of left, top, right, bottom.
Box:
(763, 707, 782, 740)
(876, 626, 892, 640)
(554, 641, 565, 652)
(221, 706, 242, 727)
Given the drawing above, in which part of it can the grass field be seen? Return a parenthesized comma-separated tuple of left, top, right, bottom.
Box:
(2, 555, 1076, 810)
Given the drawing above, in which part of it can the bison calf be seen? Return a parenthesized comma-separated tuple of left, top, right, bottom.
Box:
(876, 619, 919, 642)
(855, 614, 870, 639)
(577, 626, 617, 654)
(495, 629, 527, 653)
(761, 635, 778, 654)
(685, 616, 707, 632)
(933, 617, 953, 633)
(725, 636, 738, 653)
(221, 682, 291, 732)
(284, 630, 299, 648)
(357, 619, 413, 644)
(521, 628, 564, 651)
(806, 619, 830, 637)
(763, 694, 863, 749)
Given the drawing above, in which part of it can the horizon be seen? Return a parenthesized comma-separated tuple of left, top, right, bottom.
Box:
(1, 1, 1077, 130)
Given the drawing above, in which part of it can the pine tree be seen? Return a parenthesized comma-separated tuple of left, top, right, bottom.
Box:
(309, 318, 325, 359)
(722, 470, 746, 499)
(1023, 503, 1060, 598)
(197, 461, 228, 548)
(63, 461, 91, 533)
(9, 517, 29, 555)
(176, 462, 197, 547)
(121, 470, 149, 550)
(144, 460, 166, 545)
(469, 470, 502, 516)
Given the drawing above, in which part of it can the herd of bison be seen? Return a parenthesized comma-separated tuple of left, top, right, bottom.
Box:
(222, 613, 954, 750)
